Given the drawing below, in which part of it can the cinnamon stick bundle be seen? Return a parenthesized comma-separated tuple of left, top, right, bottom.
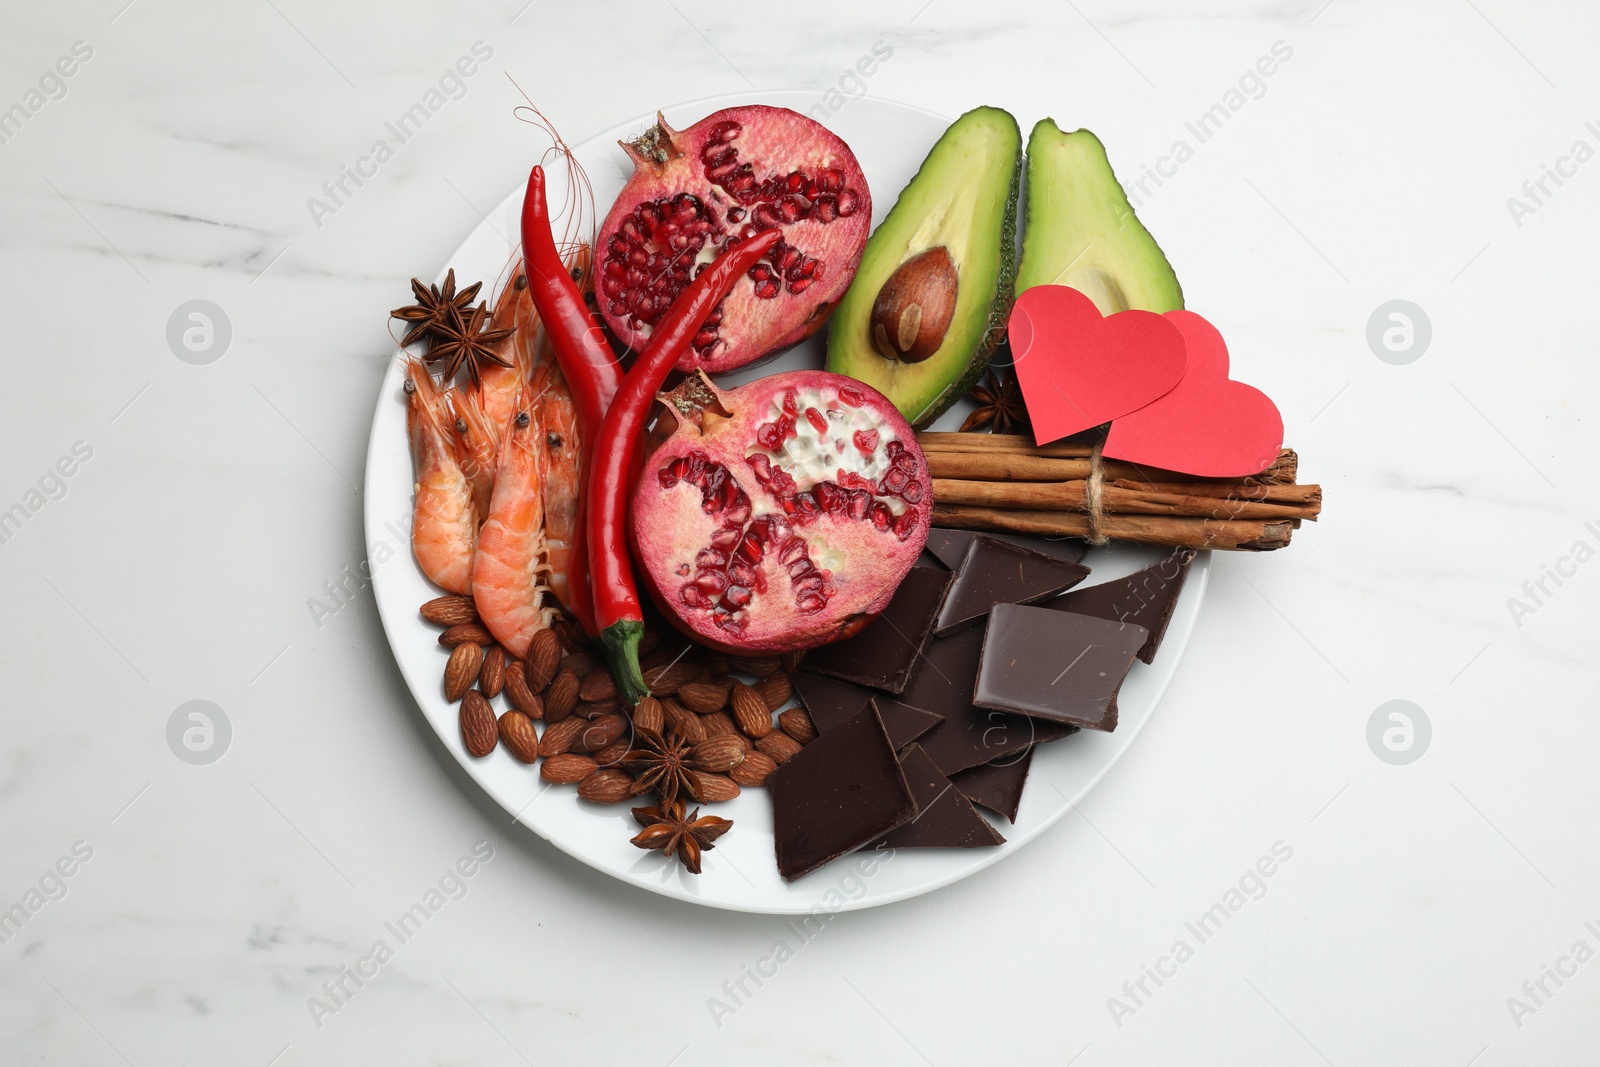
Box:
(917, 433, 1322, 552)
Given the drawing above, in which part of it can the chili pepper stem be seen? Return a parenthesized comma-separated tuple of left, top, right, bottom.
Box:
(599, 619, 649, 707)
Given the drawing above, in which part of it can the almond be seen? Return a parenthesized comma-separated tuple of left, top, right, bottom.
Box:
(577, 768, 638, 804)
(701, 652, 733, 678)
(677, 681, 729, 714)
(541, 752, 597, 784)
(643, 661, 698, 696)
(591, 738, 633, 767)
(690, 771, 741, 803)
(560, 650, 600, 678)
(421, 595, 478, 626)
(439, 622, 494, 647)
(728, 655, 781, 677)
(700, 711, 740, 739)
(444, 642, 483, 702)
(663, 697, 706, 743)
(778, 707, 817, 745)
(527, 628, 562, 691)
(632, 695, 665, 735)
(579, 667, 617, 703)
(498, 710, 540, 763)
(576, 701, 620, 720)
(479, 645, 506, 699)
(504, 662, 543, 718)
(538, 715, 586, 758)
(693, 735, 747, 773)
(459, 691, 497, 757)
(731, 682, 774, 738)
(730, 750, 778, 787)
(571, 713, 628, 754)
(641, 643, 687, 670)
(781, 651, 806, 673)
(545, 670, 580, 723)
(637, 626, 664, 655)
(756, 671, 793, 712)
(755, 730, 802, 764)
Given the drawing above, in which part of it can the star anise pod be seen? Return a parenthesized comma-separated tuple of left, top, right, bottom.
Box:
(630, 798, 733, 874)
(424, 301, 514, 389)
(960, 365, 1030, 435)
(621, 729, 701, 809)
(391, 268, 481, 347)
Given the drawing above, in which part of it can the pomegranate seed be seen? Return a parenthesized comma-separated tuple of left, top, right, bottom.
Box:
(804, 408, 828, 435)
(694, 328, 718, 348)
(838, 385, 864, 407)
(870, 502, 892, 531)
(787, 277, 813, 295)
(755, 280, 780, 299)
(836, 190, 859, 216)
(727, 207, 745, 222)
(900, 480, 924, 504)
(811, 196, 838, 223)
(818, 168, 844, 193)
(853, 429, 879, 455)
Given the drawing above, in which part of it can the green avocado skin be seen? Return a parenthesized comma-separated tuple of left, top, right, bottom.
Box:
(826, 106, 1022, 428)
(1015, 119, 1184, 314)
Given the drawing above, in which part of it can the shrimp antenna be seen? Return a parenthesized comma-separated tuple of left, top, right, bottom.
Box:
(505, 74, 596, 259)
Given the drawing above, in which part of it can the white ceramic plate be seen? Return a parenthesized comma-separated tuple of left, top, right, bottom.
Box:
(365, 90, 1208, 913)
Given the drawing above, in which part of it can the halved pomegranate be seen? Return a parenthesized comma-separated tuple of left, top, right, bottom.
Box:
(595, 106, 872, 373)
(632, 370, 931, 654)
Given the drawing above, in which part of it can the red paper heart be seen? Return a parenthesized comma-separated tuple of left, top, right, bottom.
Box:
(1103, 311, 1283, 477)
(1008, 286, 1187, 444)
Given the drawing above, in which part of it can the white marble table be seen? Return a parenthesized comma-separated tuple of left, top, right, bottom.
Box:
(2, 1, 1596, 1063)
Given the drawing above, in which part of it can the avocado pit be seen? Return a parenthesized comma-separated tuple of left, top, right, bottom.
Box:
(869, 246, 959, 364)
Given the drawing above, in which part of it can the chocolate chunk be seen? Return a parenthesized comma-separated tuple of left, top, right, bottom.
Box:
(974, 605, 1147, 730)
(770, 701, 917, 881)
(950, 748, 1034, 824)
(801, 565, 952, 695)
(933, 536, 1090, 636)
(878, 744, 1005, 849)
(793, 672, 941, 749)
(894, 621, 1078, 776)
(1042, 548, 1194, 664)
(925, 527, 1089, 570)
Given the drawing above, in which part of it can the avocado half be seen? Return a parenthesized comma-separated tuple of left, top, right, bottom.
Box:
(1015, 119, 1183, 314)
(826, 105, 1022, 428)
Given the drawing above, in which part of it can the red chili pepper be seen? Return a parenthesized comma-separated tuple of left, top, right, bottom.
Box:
(519, 165, 623, 636)
(590, 228, 783, 705)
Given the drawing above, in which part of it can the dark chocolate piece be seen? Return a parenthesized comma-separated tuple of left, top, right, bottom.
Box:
(925, 527, 1089, 570)
(893, 621, 1078, 776)
(793, 672, 941, 749)
(1042, 548, 1194, 663)
(933, 536, 1090, 636)
(801, 565, 952, 695)
(950, 748, 1034, 824)
(770, 701, 917, 881)
(878, 744, 1005, 849)
(974, 605, 1147, 730)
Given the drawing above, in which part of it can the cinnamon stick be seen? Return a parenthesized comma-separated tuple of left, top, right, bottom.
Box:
(928, 447, 1299, 486)
(930, 478, 1320, 522)
(916, 432, 1095, 457)
(931, 503, 1295, 552)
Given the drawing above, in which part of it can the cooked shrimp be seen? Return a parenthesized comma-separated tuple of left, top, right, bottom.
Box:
(449, 388, 498, 520)
(475, 273, 534, 441)
(531, 354, 582, 614)
(405, 359, 477, 594)
(471, 377, 560, 658)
